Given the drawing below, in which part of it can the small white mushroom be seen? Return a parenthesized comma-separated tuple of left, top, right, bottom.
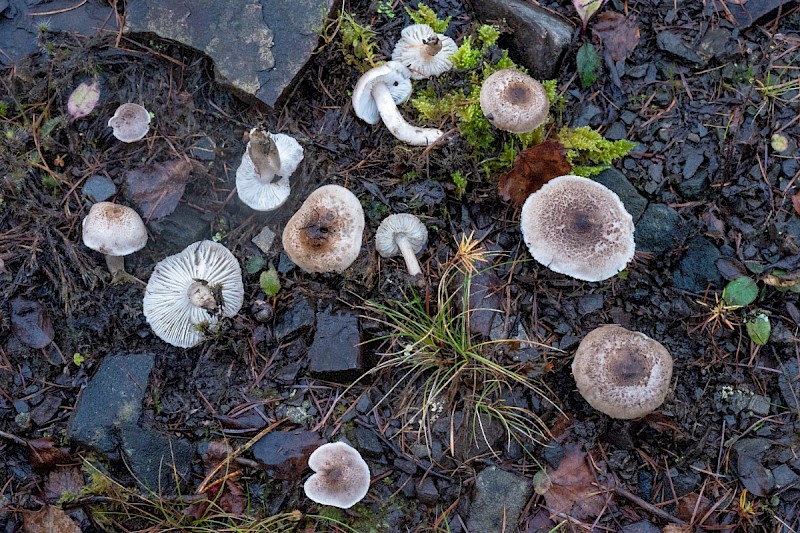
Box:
(391, 24, 457, 79)
(375, 213, 428, 276)
(352, 61, 444, 146)
(108, 103, 151, 143)
(236, 128, 304, 211)
(304, 442, 371, 509)
(82, 202, 148, 274)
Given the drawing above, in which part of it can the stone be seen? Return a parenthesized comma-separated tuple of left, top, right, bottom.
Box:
(772, 464, 799, 490)
(467, 466, 532, 533)
(30, 395, 62, 426)
(274, 298, 315, 341)
(124, 0, 337, 107)
(724, 0, 796, 28)
(189, 136, 217, 161)
(119, 426, 192, 492)
(471, 0, 573, 79)
(462, 266, 502, 338)
(251, 225, 276, 254)
(416, 477, 439, 505)
(82, 175, 117, 203)
(778, 360, 800, 412)
(251, 429, 324, 479)
(620, 520, 662, 533)
(656, 31, 703, 65)
(594, 168, 647, 222)
(577, 294, 603, 315)
(307, 309, 363, 382)
(672, 236, 722, 292)
(356, 425, 383, 459)
(148, 204, 213, 253)
(67, 354, 154, 459)
(682, 151, 704, 180)
(635, 203, 680, 255)
(10, 297, 53, 349)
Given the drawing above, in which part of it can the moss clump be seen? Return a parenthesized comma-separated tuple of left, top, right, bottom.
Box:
(337, 10, 380, 72)
(405, 3, 451, 33)
(558, 126, 638, 177)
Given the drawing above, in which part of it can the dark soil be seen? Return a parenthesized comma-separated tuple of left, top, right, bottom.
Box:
(1, 0, 800, 532)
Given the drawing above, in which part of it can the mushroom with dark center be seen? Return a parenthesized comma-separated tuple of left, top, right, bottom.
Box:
(304, 442, 371, 509)
(479, 69, 550, 133)
(81, 201, 148, 275)
(236, 127, 304, 211)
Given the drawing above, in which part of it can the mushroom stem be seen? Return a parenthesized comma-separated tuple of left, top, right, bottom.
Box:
(105, 254, 125, 274)
(372, 82, 444, 147)
(395, 235, 422, 276)
(187, 280, 218, 311)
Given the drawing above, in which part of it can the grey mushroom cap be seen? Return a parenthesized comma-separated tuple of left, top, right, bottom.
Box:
(572, 325, 673, 419)
(282, 185, 365, 273)
(143, 240, 244, 348)
(479, 69, 549, 133)
(391, 24, 458, 79)
(236, 129, 304, 211)
(108, 103, 151, 143)
(520, 175, 635, 282)
(352, 61, 413, 125)
(304, 442, 371, 509)
(82, 202, 148, 256)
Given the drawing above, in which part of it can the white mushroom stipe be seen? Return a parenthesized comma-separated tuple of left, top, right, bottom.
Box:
(375, 213, 428, 276)
(371, 81, 444, 146)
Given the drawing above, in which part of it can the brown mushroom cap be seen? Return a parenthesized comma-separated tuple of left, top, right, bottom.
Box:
(108, 103, 151, 143)
(282, 185, 365, 273)
(520, 175, 635, 282)
(572, 325, 673, 419)
(479, 69, 549, 133)
(304, 442, 370, 509)
(82, 202, 147, 256)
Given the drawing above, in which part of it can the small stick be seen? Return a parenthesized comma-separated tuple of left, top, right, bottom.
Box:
(614, 485, 688, 525)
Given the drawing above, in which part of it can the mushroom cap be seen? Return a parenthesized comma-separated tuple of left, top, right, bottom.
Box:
(108, 103, 151, 143)
(479, 69, 549, 133)
(304, 442, 370, 509)
(236, 130, 304, 211)
(391, 24, 458, 79)
(520, 175, 635, 282)
(82, 202, 148, 256)
(352, 61, 413, 124)
(282, 185, 365, 273)
(143, 240, 245, 348)
(572, 325, 673, 419)
(375, 213, 428, 257)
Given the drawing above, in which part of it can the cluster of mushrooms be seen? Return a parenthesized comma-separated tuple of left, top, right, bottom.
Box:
(78, 22, 675, 510)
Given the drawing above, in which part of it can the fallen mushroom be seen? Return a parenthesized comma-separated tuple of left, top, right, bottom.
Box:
(282, 184, 365, 273)
(108, 103, 151, 143)
(479, 69, 549, 134)
(391, 23, 457, 79)
(375, 213, 428, 276)
(142, 240, 244, 348)
(352, 61, 444, 146)
(236, 127, 304, 211)
(81, 201, 148, 275)
(304, 441, 371, 509)
(572, 325, 673, 419)
(520, 174, 635, 282)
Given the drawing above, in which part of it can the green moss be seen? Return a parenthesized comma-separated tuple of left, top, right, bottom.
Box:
(451, 171, 467, 198)
(558, 126, 637, 177)
(477, 24, 500, 47)
(451, 36, 481, 70)
(338, 11, 380, 72)
(405, 3, 451, 33)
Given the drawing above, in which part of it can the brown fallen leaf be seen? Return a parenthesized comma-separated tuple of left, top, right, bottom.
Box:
(792, 191, 800, 216)
(22, 505, 81, 533)
(10, 297, 54, 349)
(28, 437, 72, 470)
(44, 466, 85, 504)
(593, 12, 640, 62)
(540, 442, 610, 520)
(497, 141, 571, 206)
(124, 159, 191, 220)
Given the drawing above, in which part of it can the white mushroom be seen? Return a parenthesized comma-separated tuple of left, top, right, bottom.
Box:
(352, 61, 444, 146)
(480, 69, 550, 134)
(108, 103, 151, 143)
(375, 213, 428, 276)
(236, 128, 304, 211)
(304, 442, 371, 509)
(82, 201, 148, 274)
(391, 24, 457, 79)
(142, 240, 244, 348)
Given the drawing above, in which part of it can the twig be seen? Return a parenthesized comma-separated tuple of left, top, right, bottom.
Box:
(614, 485, 688, 525)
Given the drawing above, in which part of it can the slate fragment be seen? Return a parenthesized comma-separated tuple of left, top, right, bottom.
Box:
(10, 297, 54, 349)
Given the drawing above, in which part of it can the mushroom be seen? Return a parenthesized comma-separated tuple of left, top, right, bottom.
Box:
(282, 184, 365, 273)
(520, 174, 635, 282)
(479, 69, 549, 133)
(304, 442, 371, 509)
(391, 24, 457, 79)
(108, 103, 151, 143)
(571, 325, 673, 419)
(375, 213, 428, 276)
(142, 240, 244, 348)
(352, 61, 444, 146)
(82, 201, 148, 274)
(236, 127, 304, 211)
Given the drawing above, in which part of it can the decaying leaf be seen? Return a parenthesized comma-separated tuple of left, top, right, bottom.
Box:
(540, 442, 610, 520)
(22, 505, 82, 533)
(762, 271, 800, 289)
(498, 141, 571, 206)
(572, 0, 606, 30)
(27, 437, 72, 469)
(44, 466, 85, 504)
(792, 191, 800, 216)
(10, 297, 54, 349)
(67, 81, 100, 120)
(124, 159, 191, 220)
(593, 12, 640, 62)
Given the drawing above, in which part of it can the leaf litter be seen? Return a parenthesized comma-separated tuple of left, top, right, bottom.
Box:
(497, 141, 571, 206)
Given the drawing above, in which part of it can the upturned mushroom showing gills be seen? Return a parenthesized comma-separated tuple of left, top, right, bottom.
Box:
(479, 69, 549, 134)
(572, 325, 673, 419)
(352, 61, 444, 146)
(236, 127, 304, 211)
(520, 175, 635, 282)
(282, 184, 365, 273)
(143, 240, 244, 348)
(304, 442, 371, 509)
(391, 24, 457, 79)
(81, 201, 148, 275)
(375, 213, 428, 276)
(108, 103, 151, 143)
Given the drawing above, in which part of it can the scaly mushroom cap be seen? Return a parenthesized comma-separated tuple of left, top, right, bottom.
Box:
(282, 185, 365, 273)
(143, 240, 244, 348)
(375, 213, 427, 257)
(479, 69, 549, 133)
(572, 325, 673, 419)
(108, 103, 151, 143)
(304, 442, 371, 509)
(236, 128, 304, 211)
(82, 202, 148, 256)
(391, 24, 458, 79)
(520, 175, 635, 282)
(352, 61, 413, 124)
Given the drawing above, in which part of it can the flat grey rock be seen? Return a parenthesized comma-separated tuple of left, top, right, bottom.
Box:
(120, 426, 192, 492)
(308, 309, 363, 382)
(636, 203, 680, 255)
(672, 236, 722, 292)
(467, 466, 532, 533)
(594, 168, 647, 222)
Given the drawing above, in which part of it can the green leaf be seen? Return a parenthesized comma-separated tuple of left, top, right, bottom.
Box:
(246, 255, 266, 274)
(73, 353, 85, 366)
(259, 266, 281, 297)
(576, 43, 601, 88)
(722, 276, 758, 307)
(746, 313, 771, 345)
(572, 0, 605, 30)
(744, 260, 765, 274)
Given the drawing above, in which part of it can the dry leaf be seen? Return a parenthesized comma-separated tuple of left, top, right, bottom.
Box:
(498, 141, 571, 206)
(124, 159, 191, 220)
(572, 0, 607, 30)
(44, 467, 85, 504)
(67, 81, 100, 120)
(10, 297, 54, 349)
(792, 191, 800, 216)
(593, 12, 640, 62)
(27, 437, 72, 470)
(22, 505, 81, 533)
(541, 442, 610, 520)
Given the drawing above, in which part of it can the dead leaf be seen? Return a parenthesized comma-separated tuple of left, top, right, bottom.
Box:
(593, 12, 640, 62)
(541, 442, 610, 520)
(22, 505, 81, 533)
(11, 297, 54, 349)
(497, 141, 571, 206)
(792, 191, 800, 216)
(124, 159, 191, 220)
(66, 81, 100, 120)
(44, 467, 85, 504)
(27, 437, 72, 470)
(762, 271, 800, 289)
(572, 0, 607, 31)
